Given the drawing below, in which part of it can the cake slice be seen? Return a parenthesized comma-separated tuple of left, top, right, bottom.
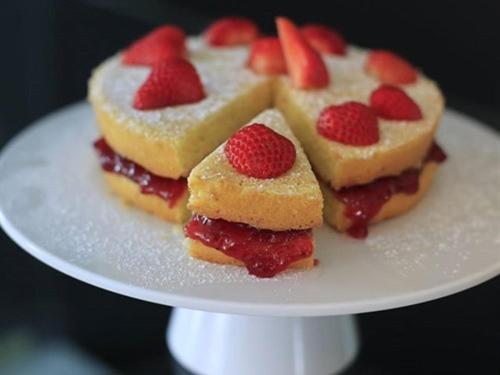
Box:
(185, 109, 323, 277)
(88, 24, 273, 223)
(274, 17, 446, 237)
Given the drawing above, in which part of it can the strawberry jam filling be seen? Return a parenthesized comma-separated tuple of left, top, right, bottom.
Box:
(184, 215, 313, 278)
(93, 138, 187, 208)
(334, 142, 447, 239)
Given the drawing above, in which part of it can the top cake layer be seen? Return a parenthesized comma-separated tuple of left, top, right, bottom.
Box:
(188, 109, 323, 231)
(275, 46, 444, 189)
(88, 37, 272, 178)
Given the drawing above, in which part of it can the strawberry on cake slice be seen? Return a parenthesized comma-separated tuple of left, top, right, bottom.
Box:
(184, 109, 323, 278)
(273, 17, 446, 237)
(89, 21, 273, 223)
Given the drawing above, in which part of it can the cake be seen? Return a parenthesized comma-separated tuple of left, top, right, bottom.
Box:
(89, 15, 447, 257)
(185, 109, 323, 277)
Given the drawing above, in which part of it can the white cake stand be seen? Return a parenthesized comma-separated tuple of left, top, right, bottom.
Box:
(1, 102, 500, 375)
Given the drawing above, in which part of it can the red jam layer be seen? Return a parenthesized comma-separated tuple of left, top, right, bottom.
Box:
(93, 138, 187, 208)
(184, 215, 313, 278)
(334, 142, 447, 239)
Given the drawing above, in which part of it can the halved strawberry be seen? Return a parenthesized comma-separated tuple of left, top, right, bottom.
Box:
(247, 37, 287, 75)
(370, 84, 422, 121)
(300, 24, 346, 56)
(122, 25, 186, 66)
(317, 102, 379, 146)
(365, 50, 417, 85)
(204, 17, 259, 47)
(133, 59, 205, 110)
(276, 17, 330, 89)
(224, 123, 296, 179)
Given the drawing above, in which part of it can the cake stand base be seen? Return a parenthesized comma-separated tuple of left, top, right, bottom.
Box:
(167, 308, 359, 375)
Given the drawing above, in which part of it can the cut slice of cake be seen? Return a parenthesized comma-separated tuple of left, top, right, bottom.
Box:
(185, 109, 323, 277)
(88, 24, 273, 223)
(274, 17, 446, 237)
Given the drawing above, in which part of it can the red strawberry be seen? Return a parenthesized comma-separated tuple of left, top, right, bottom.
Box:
(317, 102, 379, 146)
(370, 84, 422, 121)
(276, 17, 330, 89)
(365, 50, 417, 85)
(247, 37, 287, 75)
(122, 25, 186, 66)
(204, 17, 259, 47)
(133, 59, 205, 110)
(224, 123, 296, 179)
(300, 24, 346, 56)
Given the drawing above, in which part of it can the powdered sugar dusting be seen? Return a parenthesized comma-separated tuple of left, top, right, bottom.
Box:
(364, 121, 500, 280)
(189, 109, 321, 198)
(278, 46, 444, 160)
(88, 37, 267, 140)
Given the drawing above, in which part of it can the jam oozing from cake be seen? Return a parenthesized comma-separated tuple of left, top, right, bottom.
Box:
(425, 141, 447, 163)
(184, 215, 313, 278)
(334, 142, 447, 239)
(94, 138, 187, 208)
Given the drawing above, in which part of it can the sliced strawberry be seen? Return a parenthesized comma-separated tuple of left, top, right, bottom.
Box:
(122, 25, 186, 66)
(224, 123, 296, 179)
(133, 59, 205, 110)
(300, 24, 346, 56)
(204, 17, 259, 47)
(370, 84, 422, 121)
(247, 37, 287, 75)
(365, 50, 417, 85)
(317, 102, 379, 146)
(276, 17, 330, 89)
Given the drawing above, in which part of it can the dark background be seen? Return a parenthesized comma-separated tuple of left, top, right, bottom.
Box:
(1, 1, 499, 374)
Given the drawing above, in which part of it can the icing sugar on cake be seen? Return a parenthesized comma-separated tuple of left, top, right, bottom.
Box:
(277, 46, 444, 161)
(193, 109, 320, 198)
(89, 37, 268, 139)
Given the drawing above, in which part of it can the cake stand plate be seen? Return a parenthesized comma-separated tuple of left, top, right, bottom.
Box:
(1, 102, 500, 374)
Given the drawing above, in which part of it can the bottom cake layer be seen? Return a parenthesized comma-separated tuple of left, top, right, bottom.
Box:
(103, 172, 190, 223)
(186, 238, 314, 270)
(321, 161, 439, 238)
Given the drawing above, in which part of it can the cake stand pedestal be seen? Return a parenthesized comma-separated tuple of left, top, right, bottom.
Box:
(1, 103, 500, 375)
(167, 309, 358, 375)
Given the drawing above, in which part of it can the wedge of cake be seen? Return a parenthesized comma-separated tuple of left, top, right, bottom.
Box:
(274, 17, 446, 237)
(185, 109, 323, 277)
(88, 22, 272, 222)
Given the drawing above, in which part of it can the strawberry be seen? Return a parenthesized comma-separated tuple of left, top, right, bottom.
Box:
(122, 25, 186, 66)
(276, 17, 330, 89)
(224, 123, 296, 179)
(204, 17, 259, 47)
(300, 24, 346, 56)
(247, 37, 287, 75)
(370, 84, 422, 121)
(133, 59, 205, 110)
(365, 50, 417, 85)
(317, 102, 379, 146)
